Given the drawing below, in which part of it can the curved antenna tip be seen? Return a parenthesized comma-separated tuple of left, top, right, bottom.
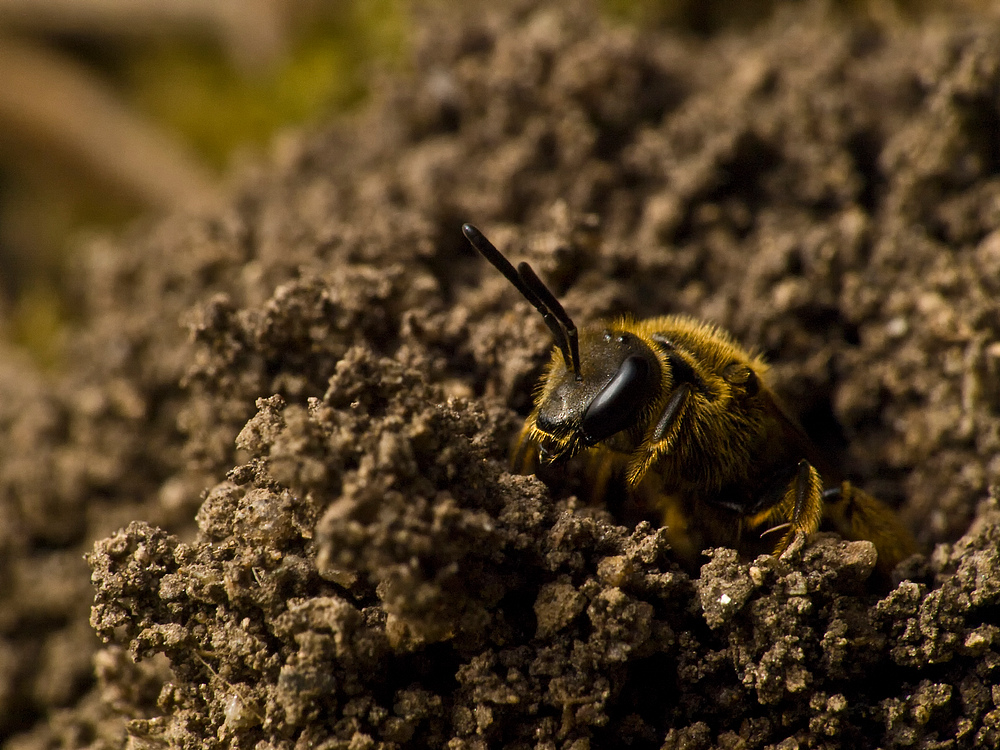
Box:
(462, 222, 581, 379)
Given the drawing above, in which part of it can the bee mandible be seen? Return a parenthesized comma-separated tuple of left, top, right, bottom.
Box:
(462, 223, 915, 571)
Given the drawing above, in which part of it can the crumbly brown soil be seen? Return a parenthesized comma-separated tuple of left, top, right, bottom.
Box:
(3, 3, 1000, 748)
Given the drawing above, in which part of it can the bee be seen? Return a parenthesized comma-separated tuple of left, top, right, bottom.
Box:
(463, 223, 916, 572)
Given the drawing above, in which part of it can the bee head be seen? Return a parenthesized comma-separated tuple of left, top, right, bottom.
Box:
(462, 224, 660, 462)
(534, 327, 660, 459)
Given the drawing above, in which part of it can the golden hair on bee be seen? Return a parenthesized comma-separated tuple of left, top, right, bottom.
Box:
(462, 223, 915, 573)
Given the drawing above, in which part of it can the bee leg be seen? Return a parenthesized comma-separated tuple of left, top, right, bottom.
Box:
(625, 383, 693, 485)
(511, 421, 539, 475)
(822, 482, 917, 572)
(658, 490, 699, 564)
(585, 448, 620, 505)
(747, 460, 825, 557)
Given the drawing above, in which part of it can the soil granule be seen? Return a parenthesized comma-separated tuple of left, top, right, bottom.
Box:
(3, 3, 1000, 748)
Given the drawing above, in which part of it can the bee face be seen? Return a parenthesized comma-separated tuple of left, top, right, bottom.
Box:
(534, 327, 660, 461)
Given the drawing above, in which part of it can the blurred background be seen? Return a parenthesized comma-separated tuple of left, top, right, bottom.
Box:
(0, 0, 407, 366)
(0, 0, 991, 367)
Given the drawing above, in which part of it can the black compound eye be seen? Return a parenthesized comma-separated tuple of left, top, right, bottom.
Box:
(581, 355, 651, 445)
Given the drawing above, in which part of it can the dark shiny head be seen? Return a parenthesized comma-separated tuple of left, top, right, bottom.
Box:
(534, 328, 661, 459)
(462, 223, 662, 461)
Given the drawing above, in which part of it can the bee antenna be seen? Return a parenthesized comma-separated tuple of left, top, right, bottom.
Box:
(515, 262, 581, 380)
(462, 223, 582, 381)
